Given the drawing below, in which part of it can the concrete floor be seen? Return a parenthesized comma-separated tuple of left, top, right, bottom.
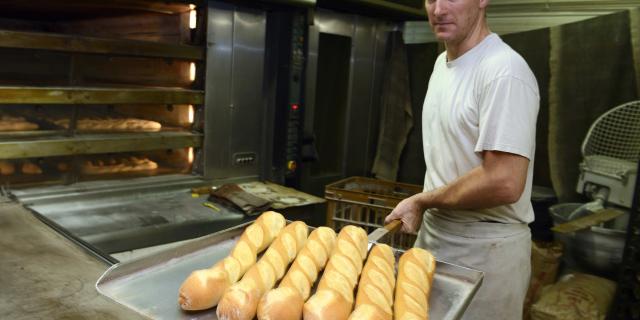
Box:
(0, 198, 145, 319)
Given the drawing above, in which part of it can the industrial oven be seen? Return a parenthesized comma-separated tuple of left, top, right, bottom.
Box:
(0, 0, 212, 261)
(0, 0, 416, 262)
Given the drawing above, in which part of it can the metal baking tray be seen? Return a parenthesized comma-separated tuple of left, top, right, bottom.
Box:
(96, 221, 483, 319)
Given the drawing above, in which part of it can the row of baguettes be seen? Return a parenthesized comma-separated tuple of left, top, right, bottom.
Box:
(52, 117, 161, 132)
(82, 157, 158, 174)
(0, 160, 42, 175)
(178, 211, 437, 320)
(0, 157, 158, 176)
(0, 115, 164, 132)
(0, 116, 39, 131)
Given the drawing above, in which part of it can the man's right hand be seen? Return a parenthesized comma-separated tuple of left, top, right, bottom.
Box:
(384, 195, 424, 234)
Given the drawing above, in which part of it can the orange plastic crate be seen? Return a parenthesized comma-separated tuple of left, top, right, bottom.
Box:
(324, 176, 423, 250)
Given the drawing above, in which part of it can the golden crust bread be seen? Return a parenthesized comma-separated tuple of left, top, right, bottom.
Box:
(350, 244, 396, 320)
(394, 248, 436, 320)
(303, 225, 368, 320)
(217, 221, 308, 320)
(178, 212, 285, 311)
(257, 227, 336, 320)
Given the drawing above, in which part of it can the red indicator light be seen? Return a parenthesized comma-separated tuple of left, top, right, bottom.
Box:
(291, 104, 299, 110)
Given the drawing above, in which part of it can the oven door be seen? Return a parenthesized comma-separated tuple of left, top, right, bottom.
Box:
(300, 9, 392, 196)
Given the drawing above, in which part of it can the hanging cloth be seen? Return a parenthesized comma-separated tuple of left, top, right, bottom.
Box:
(372, 30, 414, 181)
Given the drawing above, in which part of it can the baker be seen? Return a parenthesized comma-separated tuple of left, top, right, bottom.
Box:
(384, 0, 540, 319)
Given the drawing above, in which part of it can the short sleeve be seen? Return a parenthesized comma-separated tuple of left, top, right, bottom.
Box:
(474, 75, 540, 159)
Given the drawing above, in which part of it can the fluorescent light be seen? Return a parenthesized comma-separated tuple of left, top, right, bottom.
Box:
(188, 105, 194, 124)
(189, 7, 197, 29)
(189, 62, 196, 81)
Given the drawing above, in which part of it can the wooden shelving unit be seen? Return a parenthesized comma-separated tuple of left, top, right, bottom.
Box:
(0, 86, 204, 105)
(0, 0, 207, 181)
(0, 0, 197, 17)
(0, 30, 204, 60)
(0, 132, 203, 159)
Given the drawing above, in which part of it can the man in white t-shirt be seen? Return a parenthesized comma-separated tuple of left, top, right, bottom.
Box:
(384, 0, 539, 319)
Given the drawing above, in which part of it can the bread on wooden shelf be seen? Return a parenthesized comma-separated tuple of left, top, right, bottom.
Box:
(0, 160, 15, 175)
(21, 162, 42, 175)
(81, 157, 158, 175)
(53, 117, 161, 132)
(0, 116, 38, 131)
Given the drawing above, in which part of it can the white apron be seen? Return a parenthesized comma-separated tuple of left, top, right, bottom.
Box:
(416, 212, 531, 320)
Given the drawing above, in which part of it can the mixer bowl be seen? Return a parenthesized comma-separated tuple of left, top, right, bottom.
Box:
(550, 203, 629, 275)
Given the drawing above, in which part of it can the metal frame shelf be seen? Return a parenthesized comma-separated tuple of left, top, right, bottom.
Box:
(0, 30, 204, 60)
(0, 86, 204, 105)
(0, 132, 203, 159)
(0, 0, 199, 16)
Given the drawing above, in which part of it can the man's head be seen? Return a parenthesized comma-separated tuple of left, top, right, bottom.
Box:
(425, 0, 489, 46)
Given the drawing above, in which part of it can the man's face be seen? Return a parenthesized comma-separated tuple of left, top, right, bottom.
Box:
(425, 0, 486, 44)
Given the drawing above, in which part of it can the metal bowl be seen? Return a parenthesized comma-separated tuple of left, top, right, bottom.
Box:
(549, 203, 629, 275)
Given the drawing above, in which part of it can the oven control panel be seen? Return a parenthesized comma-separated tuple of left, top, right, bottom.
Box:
(285, 13, 306, 181)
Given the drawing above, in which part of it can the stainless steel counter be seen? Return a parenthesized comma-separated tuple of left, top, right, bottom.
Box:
(0, 199, 145, 319)
(11, 175, 249, 255)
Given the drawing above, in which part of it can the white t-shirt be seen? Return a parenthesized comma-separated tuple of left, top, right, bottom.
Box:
(422, 33, 540, 224)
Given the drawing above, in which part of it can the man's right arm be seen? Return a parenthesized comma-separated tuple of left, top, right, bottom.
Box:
(384, 150, 529, 233)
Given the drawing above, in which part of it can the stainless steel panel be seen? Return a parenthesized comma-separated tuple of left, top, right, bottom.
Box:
(229, 9, 266, 178)
(314, 9, 354, 36)
(96, 222, 483, 319)
(204, 2, 235, 181)
(13, 175, 247, 254)
(302, 10, 355, 195)
(0, 132, 202, 159)
(301, 9, 393, 196)
(367, 23, 392, 173)
(344, 16, 375, 175)
(13, 174, 204, 203)
(345, 18, 395, 176)
(203, 3, 267, 182)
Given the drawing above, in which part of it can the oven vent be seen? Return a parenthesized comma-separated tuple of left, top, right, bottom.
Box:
(233, 152, 257, 166)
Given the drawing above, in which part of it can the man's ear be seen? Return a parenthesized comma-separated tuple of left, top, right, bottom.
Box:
(479, 0, 490, 9)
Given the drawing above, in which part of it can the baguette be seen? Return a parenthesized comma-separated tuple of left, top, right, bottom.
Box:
(21, 162, 42, 175)
(0, 116, 38, 131)
(81, 157, 158, 175)
(303, 225, 368, 320)
(178, 211, 286, 311)
(0, 160, 15, 175)
(217, 221, 309, 320)
(257, 227, 337, 320)
(57, 162, 70, 172)
(0, 121, 39, 131)
(394, 248, 436, 320)
(349, 244, 396, 320)
(54, 118, 161, 132)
